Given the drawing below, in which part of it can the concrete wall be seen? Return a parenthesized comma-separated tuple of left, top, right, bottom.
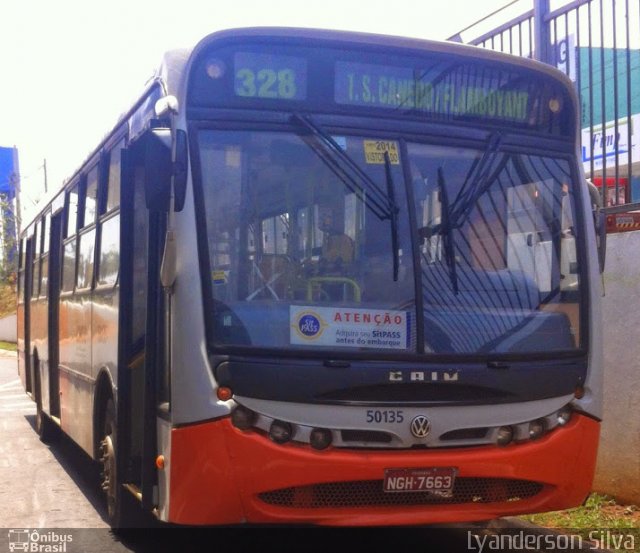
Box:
(0, 314, 16, 342)
(593, 230, 640, 505)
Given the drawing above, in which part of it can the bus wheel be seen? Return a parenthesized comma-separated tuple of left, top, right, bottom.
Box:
(99, 398, 134, 528)
(34, 364, 59, 443)
(35, 398, 59, 443)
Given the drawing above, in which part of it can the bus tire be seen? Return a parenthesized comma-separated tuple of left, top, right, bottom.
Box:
(100, 398, 136, 528)
(36, 399, 59, 443)
(34, 361, 59, 444)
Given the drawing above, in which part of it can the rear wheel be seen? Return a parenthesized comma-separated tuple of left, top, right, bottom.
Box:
(35, 399, 59, 443)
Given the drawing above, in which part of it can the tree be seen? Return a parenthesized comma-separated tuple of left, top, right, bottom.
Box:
(0, 191, 18, 285)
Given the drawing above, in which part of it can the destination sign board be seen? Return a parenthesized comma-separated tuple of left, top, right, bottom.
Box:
(189, 40, 573, 137)
(334, 61, 531, 123)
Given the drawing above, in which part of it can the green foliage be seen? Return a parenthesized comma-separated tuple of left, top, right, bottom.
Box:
(0, 283, 15, 318)
(0, 193, 18, 285)
(0, 340, 16, 351)
(522, 493, 640, 550)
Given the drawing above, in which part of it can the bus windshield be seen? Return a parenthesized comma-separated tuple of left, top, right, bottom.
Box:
(198, 127, 581, 356)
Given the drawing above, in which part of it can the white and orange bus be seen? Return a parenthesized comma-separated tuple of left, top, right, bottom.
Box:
(17, 27, 604, 527)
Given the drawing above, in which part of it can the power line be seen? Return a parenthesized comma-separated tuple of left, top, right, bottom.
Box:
(0, 162, 46, 190)
(447, 0, 523, 41)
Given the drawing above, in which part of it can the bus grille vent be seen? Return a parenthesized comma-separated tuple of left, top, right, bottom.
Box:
(340, 430, 393, 443)
(258, 478, 543, 509)
(439, 428, 489, 440)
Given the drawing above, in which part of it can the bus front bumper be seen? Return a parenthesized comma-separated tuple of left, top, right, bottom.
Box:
(167, 413, 599, 526)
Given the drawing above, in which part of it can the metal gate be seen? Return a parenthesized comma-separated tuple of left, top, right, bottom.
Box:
(450, 0, 640, 213)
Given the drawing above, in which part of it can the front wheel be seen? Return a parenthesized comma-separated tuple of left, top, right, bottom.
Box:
(34, 361, 59, 444)
(100, 398, 137, 528)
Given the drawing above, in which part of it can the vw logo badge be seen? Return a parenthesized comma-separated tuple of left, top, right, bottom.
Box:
(410, 415, 431, 438)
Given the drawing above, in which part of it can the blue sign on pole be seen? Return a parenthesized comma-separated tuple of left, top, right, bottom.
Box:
(0, 146, 19, 270)
(0, 146, 17, 199)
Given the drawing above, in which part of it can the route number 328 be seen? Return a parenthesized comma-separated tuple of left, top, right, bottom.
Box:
(235, 68, 297, 99)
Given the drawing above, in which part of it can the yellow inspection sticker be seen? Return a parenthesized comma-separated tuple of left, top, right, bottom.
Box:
(212, 270, 228, 285)
(363, 140, 400, 164)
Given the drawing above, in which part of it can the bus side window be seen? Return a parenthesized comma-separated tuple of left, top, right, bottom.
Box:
(62, 184, 80, 293)
(84, 166, 99, 227)
(106, 141, 123, 213)
(77, 230, 96, 290)
(62, 240, 76, 293)
(31, 221, 41, 299)
(95, 140, 123, 288)
(42, 212, 50, 254)
(66, 184, 79, 238)
(97, 216, 119, 287)
(18, 238, 25, 299)
(40, 255, 49, 298)
(40, 212, 51, 298)
(76, 163, 100, 291)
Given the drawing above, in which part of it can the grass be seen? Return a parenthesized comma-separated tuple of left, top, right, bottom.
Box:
(521, 493, 640, 551)
(0, 340, 16, 351)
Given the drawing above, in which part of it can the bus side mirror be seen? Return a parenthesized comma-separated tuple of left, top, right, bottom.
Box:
(144, 128, 172, 212)
(586, 179, 606, 274)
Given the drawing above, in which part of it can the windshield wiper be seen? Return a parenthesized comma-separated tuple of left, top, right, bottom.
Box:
(437, 166, 459, 295)
(290, 113, 403, 281)
(384, 151, 400, 282)
(290, 113, 394, 221)
(450, 133, 503, 225)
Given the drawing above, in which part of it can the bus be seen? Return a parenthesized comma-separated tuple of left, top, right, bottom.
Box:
(17, 27, 605, 527)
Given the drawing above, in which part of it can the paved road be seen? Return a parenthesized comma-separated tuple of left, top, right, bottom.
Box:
(0, 353, 110, 528)
(0, 353, 149, 552)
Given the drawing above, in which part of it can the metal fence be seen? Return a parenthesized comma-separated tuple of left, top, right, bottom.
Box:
(451, 0, 640, 213)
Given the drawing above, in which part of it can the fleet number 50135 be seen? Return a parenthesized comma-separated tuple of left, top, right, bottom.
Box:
(366, 410, 404, 423)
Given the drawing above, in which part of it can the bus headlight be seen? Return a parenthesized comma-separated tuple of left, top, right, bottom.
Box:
(231, 406, 256, 431)
(557, 406, 572, 426)
(269, 420, 294, 444)
(528, 419, 546, 440)
(496, 426, 513, 446)
(310, 428, 332, 450)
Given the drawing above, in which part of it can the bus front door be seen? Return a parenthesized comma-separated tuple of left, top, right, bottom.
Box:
(118, 137, 166, 515)
(22, 237, 34, 395)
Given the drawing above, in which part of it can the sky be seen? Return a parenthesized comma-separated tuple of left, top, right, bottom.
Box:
(0, 0, 515, 213)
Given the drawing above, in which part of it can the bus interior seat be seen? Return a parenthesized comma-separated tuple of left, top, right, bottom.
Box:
(321, 233, 354, 268)
(249, 254, 293, 300)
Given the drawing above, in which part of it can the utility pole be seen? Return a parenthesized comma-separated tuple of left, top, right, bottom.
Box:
(533, 0, 552, 63)
(43, 158, 48, 194)
(11, 171, 21, 236)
